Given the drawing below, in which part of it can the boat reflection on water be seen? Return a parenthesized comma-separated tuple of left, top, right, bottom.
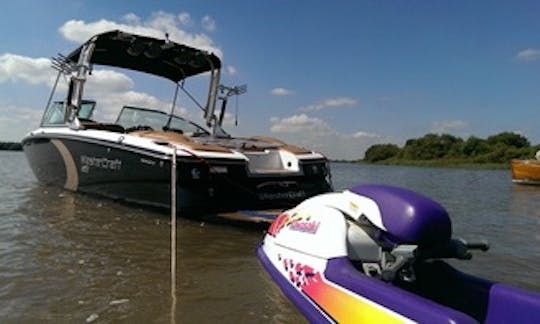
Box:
(510, 185, 540, 243)
(511, 184, 540, 211)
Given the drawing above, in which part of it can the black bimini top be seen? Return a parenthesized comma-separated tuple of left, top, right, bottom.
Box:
(66, 30, 221, 82)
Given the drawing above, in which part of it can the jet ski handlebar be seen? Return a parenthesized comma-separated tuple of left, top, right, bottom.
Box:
(382, 238, 490, 282)
(416, 238, 490, 261)
(464, 239, 490, 251)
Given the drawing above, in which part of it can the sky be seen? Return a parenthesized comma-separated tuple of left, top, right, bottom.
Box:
(1, 1, 539, 160)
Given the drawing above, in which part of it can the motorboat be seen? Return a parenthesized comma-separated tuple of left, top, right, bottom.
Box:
(511, 154, 540, 185)
(257, 184, 540, 323)
(22, 30, 332, 213)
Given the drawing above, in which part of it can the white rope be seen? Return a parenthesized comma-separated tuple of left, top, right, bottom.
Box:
(170, 147, 177, 324)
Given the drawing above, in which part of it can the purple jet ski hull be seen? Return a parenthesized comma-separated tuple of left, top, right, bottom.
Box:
(257, 184, 540, 323)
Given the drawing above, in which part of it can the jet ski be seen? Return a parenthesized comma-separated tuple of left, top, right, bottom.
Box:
(257, 184, 540, 323)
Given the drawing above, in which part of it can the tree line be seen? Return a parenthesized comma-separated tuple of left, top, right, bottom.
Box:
(363, 132, 538, 165)
(0, 141, 23, 151)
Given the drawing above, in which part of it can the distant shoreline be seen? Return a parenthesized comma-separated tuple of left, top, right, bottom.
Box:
(358, 132, 537, 170)
(330, 159, 508, 169)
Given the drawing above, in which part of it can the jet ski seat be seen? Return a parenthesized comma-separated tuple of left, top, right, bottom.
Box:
(349, 184, 452, 247)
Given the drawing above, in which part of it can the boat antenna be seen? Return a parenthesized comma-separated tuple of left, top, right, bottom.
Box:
(51, 53, 76, 74)
(45, 54, 76, 125)
(217, 84, 247, 127)
(235, 91, 239, 126)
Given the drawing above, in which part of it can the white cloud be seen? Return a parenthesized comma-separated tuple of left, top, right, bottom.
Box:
(351, 131, 380, 139)
(85, 69, 134, 93)
(1, 12, 221, 141)
(268, 113, 388, 159)
(178, 12, 192, 26)
(0, 54, 62, 139)
(270, 114, 334, 135)
(298, 97, 357, 112)
(146, 11, 177, 31)
(0, 104, 43, 141)
(89, 89, 179, 122)
(431, 120, 467, 133)
(201, 15, 216, 32)
(82, 69, 186, 121)
(0, 54, 56, 85)
(226, 65, 237, 76)
(58, 11, 223, 57)
(122, 13, 141, 25)
(515, 48, 540, 62)
(0, 51, 184, 125)
(270, 87, 293, 96)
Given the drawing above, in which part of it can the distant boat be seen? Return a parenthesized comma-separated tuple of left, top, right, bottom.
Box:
(511, 152, 540, 185)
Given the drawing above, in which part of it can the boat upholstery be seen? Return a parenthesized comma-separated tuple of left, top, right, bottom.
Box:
(131, 130, 232, 153)
(80, 120, 126, 133)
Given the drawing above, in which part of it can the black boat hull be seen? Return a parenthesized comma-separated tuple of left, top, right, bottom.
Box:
(22, 135, 331, 212)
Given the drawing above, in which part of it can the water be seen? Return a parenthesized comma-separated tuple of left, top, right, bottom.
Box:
(1, 151, 539, 322)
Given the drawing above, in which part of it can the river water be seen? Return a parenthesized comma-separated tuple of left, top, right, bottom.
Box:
(1, 151, 539, 323)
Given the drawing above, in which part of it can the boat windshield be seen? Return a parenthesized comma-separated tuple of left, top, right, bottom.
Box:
(115, 106, 209, 136)
(41, 101, 95, 127)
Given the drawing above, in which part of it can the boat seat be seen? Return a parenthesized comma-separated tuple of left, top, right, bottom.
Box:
(249, 136, 312, 155)
(349, 184, 451, 246)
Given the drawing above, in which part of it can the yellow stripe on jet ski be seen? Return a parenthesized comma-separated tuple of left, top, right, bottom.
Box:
(302, 272, 414, 324)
